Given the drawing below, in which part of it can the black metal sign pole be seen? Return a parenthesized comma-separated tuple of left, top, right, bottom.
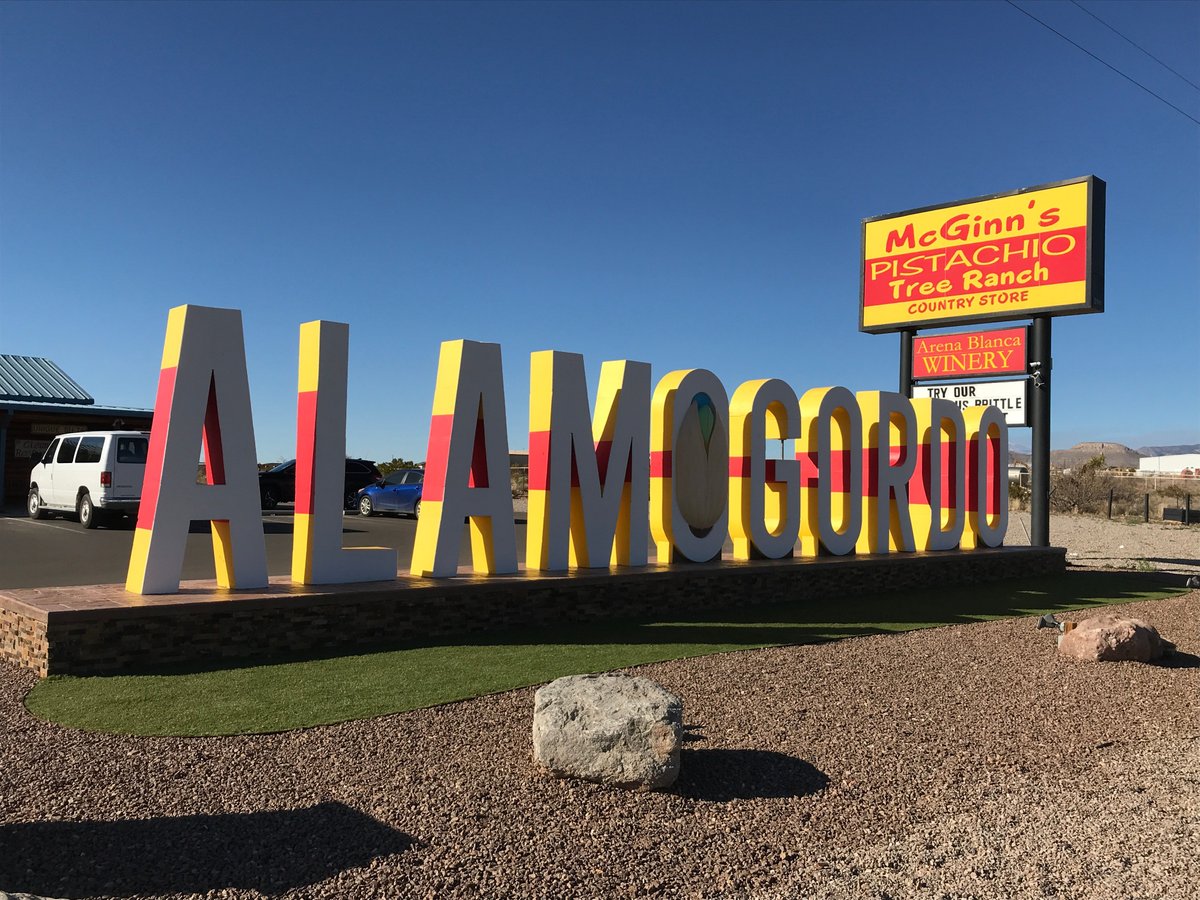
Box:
(1030, 316, 1052, 546)
(899, 330, 913, 397)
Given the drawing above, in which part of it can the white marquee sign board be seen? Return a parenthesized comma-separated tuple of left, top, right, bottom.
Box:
(913, 379, 1028, 427)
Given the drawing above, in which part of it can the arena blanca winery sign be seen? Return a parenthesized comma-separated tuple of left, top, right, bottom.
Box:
(911, 326, 1027, 380)
(125, 305, 1008, 595)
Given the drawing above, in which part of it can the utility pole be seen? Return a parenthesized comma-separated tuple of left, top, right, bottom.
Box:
(1029, 317, 1052, 546)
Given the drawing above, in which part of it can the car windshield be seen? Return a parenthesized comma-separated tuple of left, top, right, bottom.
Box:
(268, 460, 295, 474)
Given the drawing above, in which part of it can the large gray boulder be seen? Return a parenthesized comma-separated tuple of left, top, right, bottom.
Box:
(533, 673, 683, 790)
(1058, 614, 1167, 662)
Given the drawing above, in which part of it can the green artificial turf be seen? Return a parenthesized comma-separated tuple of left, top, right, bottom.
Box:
(25, 571, 1183, 737)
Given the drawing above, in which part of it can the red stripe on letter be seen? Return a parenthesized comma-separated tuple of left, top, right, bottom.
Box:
(135, 366, 177, 529)
(421, 414, 454, 502)
(528, 430, 551, 491)
(293, 390, 318, 515)
(650, 450, 672, 478)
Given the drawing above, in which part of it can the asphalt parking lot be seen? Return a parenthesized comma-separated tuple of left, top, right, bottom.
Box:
(0, 506, 518, 590)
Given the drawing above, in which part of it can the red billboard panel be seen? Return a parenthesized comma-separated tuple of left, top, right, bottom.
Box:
(912, 326, 1027, 380)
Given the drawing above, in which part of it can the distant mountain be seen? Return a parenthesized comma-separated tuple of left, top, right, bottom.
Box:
(1051, 442, 1142, 469)
(1008, 442, 1199, 469)
(1137, 444, 1200, 457)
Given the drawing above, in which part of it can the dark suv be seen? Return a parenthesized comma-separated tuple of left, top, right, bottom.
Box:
(258, 458, 381, 510)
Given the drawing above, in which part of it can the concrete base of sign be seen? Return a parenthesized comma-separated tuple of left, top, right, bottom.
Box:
(1, 547, 1066, 678)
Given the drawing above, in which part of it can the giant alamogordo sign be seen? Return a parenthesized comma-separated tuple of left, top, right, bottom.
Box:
(125, 305, 1008, 595)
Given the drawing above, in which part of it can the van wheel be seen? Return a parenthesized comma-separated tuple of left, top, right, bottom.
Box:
(261, 487, 278, 510)
(28, 489, 48, 520)
(78, 493, 99, 529)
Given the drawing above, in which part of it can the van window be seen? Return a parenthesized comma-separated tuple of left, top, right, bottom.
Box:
(41, 439, 60, 464)
(57, 437, 80, 463)
(76, 436, 105, 464)
(116, 437, 149, 464)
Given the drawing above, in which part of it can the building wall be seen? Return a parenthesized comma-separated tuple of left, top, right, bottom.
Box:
(1, 408, 153, 505)
(1137, 454, 1200, 475)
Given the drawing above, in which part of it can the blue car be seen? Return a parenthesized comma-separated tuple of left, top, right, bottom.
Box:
(356, 468, 423, 518)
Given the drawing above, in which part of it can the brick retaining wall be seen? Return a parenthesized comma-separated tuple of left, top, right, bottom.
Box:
(0, 546, 1065, 677)
(0, 603, 49, 675)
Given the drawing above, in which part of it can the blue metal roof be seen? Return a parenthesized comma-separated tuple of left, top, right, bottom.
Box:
(0, 356, 94, 405)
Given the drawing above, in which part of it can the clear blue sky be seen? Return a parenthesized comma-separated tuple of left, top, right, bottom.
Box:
(2, 0, 1197, 462)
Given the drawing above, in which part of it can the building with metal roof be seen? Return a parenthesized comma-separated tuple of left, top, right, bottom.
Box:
(1, 356, 153, 506)
(0, 355, 94, 405)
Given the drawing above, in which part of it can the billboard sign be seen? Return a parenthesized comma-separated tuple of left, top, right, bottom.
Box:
(912, 326, 1027, 380)
(861, 176, 1104, 333)
(913, 379, 1028, 427)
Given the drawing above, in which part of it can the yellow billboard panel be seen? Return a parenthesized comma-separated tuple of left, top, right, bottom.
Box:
(860, 177, 1104, 333)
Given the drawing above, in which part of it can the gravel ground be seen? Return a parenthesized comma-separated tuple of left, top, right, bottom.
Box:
(1, 518, 1197, 900)
(1006, 511, 1200, 576)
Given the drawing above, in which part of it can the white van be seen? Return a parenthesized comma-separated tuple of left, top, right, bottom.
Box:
(27, 431, 150, 528)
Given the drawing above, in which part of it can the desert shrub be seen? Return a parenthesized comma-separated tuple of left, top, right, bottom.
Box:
(1050, 454, 1114, 514)
(1072, 475, 1198, 520)
(511, 467, 529, 499)
(378, 457, 418, 476)
(1008, 479, 1031, 511)
(1107, 479, 1145, 518)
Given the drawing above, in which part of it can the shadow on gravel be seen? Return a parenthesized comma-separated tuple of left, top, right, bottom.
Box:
(0, 801, 412, 897)
(674, 749, 829, 801)
(1158, 651, 1200, 669)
